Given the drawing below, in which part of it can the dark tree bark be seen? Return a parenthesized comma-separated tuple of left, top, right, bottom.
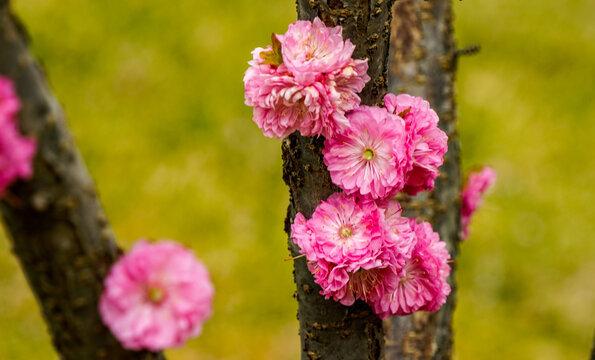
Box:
(0, 1, 164, 359)
(384, 1, 460, 359)
(283, 0, 396, 359)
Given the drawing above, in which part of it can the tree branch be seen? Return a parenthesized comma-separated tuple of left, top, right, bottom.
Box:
(283, 0, 395, 358)
(384, 0, 460, 359)
(0, 2, 164, 359)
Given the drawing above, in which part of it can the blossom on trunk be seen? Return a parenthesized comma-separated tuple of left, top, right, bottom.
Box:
(244, 18, 369, 139)
(291, 192, 385, 268)
(371, 219, 451, 318)
(322, 105, 409, 200)
(383, 93, 448, 196)
(291, 193, 398, 305)
(99, 240, 214, 351)
(378, 199, 416, 259)
(0, 77, 36, 196)
(308, 259, 399, 306)
(461, 166, 497, 240)
(292, 193, 451, 317)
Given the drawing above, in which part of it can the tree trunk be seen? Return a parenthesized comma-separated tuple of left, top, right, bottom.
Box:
(283, 0, 395, 359)
(283, 0, 459, 359)
(384, 1, 460, 359)
(0, 1, 164, 359)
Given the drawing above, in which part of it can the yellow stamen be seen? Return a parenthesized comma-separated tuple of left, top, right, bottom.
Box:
(362, 148, 375, 161)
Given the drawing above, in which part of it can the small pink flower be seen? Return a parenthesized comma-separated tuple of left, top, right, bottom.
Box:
(323, 105, 409, 200)
(0, 77, 36, 196)
(384, 93, 448, 196)
(244, 18, 369, 139)
(461, 166, 497, 240)
(371, 219, 451, 318)
(99, 240, 214, 351)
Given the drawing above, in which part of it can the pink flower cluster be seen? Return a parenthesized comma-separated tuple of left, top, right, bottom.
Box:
(461, 166, 497, 240)
(0, 76, 36, 196)
(244, 18, 370, 139)
(100, 240, 214, 351)
(323, 94, 447, 200)
(247, 19, 452, 318)
(291, 193, 451, 318)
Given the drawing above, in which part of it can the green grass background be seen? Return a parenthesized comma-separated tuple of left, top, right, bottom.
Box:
(1, 0, 594, 359)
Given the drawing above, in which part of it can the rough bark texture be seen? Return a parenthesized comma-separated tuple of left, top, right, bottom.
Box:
(383, 1, 460, 359)
(0, 2, 164, 359)
(283, 0, 395, 359)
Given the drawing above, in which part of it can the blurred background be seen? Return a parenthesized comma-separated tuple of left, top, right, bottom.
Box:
(1, 0, 594, 359)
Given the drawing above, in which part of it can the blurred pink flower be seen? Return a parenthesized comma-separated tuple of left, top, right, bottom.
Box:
(384, 93, 448, 196)
(244, 18, 369, 139)
(372, 219, 451, 318)
(323, 106, 409, 200)
(461, 166, 497, 240)
(0, 77, 20, 118)
(99, 240, 214, 351)
(0, 77, 36, 196)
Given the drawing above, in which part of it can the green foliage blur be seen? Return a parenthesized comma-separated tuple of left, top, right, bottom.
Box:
(0, 0, 593, 359)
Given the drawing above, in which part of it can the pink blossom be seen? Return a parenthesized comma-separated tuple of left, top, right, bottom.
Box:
(291, 192, 385, 269)
(309, 259, 398, 306)
(243, 48, 311, 139)
(0, 77, 20, 118)
(384, 93, 448, 196)
(0, 77, 36, 196)
(281, 18, 359, 85)
(371, 219, 451, 318)
(378, 199, 416, 259)
(244, 18, 369, 139)
(99, 240, 214, 351)
(292, 193, 400, 305)
(461, 166, 497, 240)
(322, 105, 409, 200)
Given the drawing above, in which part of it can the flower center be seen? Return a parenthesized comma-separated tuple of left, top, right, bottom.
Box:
(350, 269, 380, 301)
(339, 225, 353, 239)
(362, 148, 375, 161)
(147, 286, 165, 304)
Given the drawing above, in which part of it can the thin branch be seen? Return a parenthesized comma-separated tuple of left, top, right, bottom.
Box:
(455, 44, 481, 58)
